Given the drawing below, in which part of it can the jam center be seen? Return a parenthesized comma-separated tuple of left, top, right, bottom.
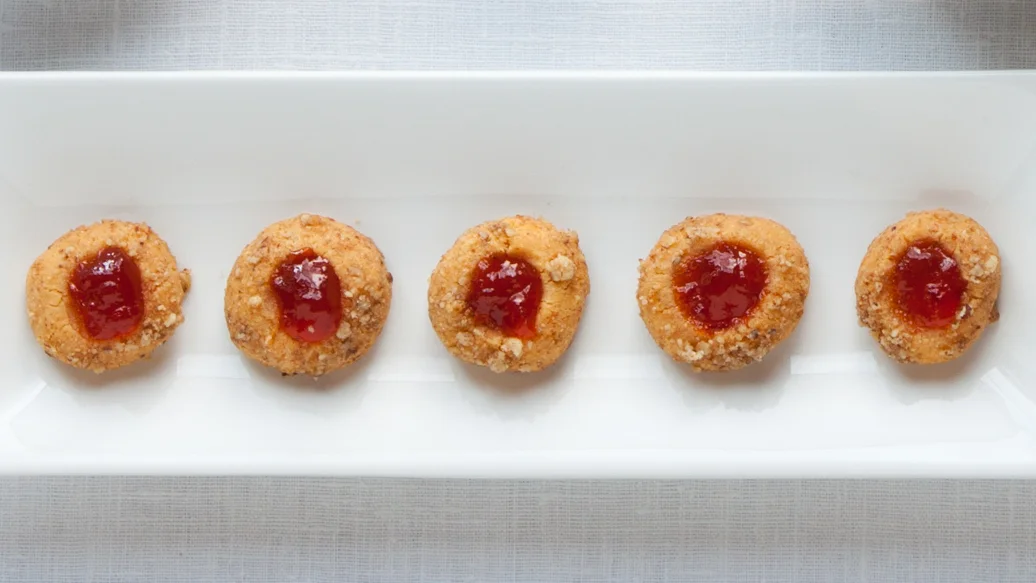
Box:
(68, 246, 145, 341)
(466, 253, 543, 339)
(672, 242, 768, 330)
(270, 248, 343, 343)
(892, 239, 966, 329)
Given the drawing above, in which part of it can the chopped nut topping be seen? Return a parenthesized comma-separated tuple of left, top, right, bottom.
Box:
(546, 254, 576, 282)
(356, 295, 372, 312)
(488, 354, 508, 373)
(336, 322, 352, 340)
(680, 346, 705, 362)
(501, 338, 523, 358)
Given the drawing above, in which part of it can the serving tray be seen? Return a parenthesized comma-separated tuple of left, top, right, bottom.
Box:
(0, 72, 1033, 477)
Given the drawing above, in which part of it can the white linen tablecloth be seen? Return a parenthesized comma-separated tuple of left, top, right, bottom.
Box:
(2, 1, 1036, 581)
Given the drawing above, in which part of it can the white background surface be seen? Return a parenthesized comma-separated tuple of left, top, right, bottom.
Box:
(2, 1, 1036, 582)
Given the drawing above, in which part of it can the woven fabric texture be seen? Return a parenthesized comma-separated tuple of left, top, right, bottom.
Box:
(2, 1, 1036, 581)
(2, 0, 1036, 71)
(3, 478, 1036, 582)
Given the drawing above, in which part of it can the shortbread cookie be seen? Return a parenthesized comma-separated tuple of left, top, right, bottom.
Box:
(855, 209, 1000, 364)
(225, 213, 392, 376)
(26, 220, 190, 373)
(428, 215, 589, 373)
(638, 214, 809, 372)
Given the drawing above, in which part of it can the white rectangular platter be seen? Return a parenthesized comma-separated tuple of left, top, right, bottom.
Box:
(0, 72, 1034, 477)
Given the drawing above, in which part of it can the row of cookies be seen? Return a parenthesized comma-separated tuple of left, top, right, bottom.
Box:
(25, 209, 1001, 376)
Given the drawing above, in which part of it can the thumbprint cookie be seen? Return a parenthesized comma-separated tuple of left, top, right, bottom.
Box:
(224, 213, 392, 376)
(855, 209, 1000, 364)
(428, 215, 590, 373)
(638, 214, 810, 372)
(26, 220, 191, 373)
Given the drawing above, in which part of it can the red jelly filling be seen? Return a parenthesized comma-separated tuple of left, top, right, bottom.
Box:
(673, 242, 768, 331)
(466, 253, 543, 339)
(270, 248, 343, 343)
(892, 240, 966, 329)
(68, 246, 145, 341)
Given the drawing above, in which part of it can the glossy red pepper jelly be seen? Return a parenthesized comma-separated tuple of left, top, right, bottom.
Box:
(672, 242, 768, 330)
(466, 253, 543, 339)
(270, 248, 343, 343)
(68, 246, 145, 341)
(892, 239, 966, 329)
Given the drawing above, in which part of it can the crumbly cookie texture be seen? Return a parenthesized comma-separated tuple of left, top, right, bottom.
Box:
(427, 215, 590, 373)
(25, 220, 191, 373)
(637, 214, 810, 372)
(224, 213, 392, 376)
(855, 208, 1000, 364)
